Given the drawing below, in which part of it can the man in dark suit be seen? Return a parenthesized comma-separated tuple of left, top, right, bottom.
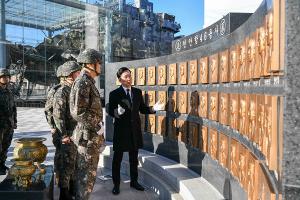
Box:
(109, 67, 163, 195)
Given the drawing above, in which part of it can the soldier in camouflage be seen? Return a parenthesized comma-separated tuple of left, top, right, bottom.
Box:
(53, 61, 81, 200)
(0, 68, 17, 175)
(70, 49, 104, 200)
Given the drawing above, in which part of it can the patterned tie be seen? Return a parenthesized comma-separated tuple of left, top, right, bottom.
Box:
(126, 89, 132, 107)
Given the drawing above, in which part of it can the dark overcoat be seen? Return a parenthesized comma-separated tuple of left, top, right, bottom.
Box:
(109, 86, 154, 151)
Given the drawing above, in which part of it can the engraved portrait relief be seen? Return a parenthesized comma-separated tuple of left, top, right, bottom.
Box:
(230, 47, 238, 82)
(168, 63, 177, 84)
(265, 12, 273, 75)
(157, 115, 166, 136)
(147, 66, 156, 85)
(200, 126, 208, 152)
(264, 96, 274, 168)
(256, 95, 265, 150)
(220, 93, 229, 125)
(177, 119, 187, 143)
(257, 166, 267, 200)
(209, 92, 219, 121)
(199, 57, 208, 83)
(189, 91, 199, 116)
(209, 54, 219, 83)
(239, 94, 249, 136)
(167, 89, 176, 112)
(238, 43, 247, 80)
(247, 36, 257, 79)
(137, 67, 146, 85)
(257, 27, 267, 77)
(199, 91, 208, 118)
(179, 62, 187, 84)
(178, 91, 187, 114)
(248, 94, 257, 142)
(238, 146, 248, 188)
(148, 115, 156, 134)
(129, 68, 135, 85)
(230, 94, 239, 130)
(219, 133, 228, 168)
(220, 50, 229, 83)
(189, 60, 198, 84)
(209, 129, 218, 160)
(158, 65, 166, 85)
(247, 153, 258, 200)
(189, 123, 199, 148)
(230, 139, 239, 178)
(147, 91, 156, 107)
(158, 91, 166, 110)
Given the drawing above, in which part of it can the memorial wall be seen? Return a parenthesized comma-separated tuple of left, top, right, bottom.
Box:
(105, 0, 286, 199)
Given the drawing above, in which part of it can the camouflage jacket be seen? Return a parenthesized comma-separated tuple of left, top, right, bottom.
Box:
(70, 71, 103, 135)
(0, 85, 17, 128)
(44, 84, 61, 129)
(53, 82, 77, 138)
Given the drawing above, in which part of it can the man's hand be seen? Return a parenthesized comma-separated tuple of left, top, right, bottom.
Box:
(153, 101, 165, 111)
(62, 136, 71, 144)
(118, 104, 125, 115)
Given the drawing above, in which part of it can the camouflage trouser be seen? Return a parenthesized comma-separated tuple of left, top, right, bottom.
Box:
(56, 142, 77, 188)
(52, 129, 60, 174)
(75, 135, 103, 200)
(0, 127, 14, 165)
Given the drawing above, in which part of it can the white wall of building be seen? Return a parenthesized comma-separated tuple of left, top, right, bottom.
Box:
(204, 0, 262, 27)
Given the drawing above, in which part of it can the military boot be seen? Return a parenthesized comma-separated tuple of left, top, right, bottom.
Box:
(59, 187, 72, 200)
(69, 179, 76, 197)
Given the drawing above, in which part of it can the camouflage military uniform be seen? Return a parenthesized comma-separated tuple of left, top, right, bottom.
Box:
(70, 70, 103, 200)
(0, 69, 17, 170)
(53, 81, 77, 189)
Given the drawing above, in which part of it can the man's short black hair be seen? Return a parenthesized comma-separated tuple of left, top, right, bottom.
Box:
(117, 67, 131, 79)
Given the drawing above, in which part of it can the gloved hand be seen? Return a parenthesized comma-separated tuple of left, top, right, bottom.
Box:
(153, 101, 165, 111)
(118, 104, 125, 115)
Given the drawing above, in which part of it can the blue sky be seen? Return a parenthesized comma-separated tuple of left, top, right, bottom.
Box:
(150, 0, 204, 36)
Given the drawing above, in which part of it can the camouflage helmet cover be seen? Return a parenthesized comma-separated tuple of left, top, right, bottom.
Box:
(60, 61, 81, 77)
(76, 48, 102, 64)
(0, 68, 10, 77)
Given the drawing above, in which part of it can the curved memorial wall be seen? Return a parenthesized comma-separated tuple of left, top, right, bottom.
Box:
(105, 0, 285, 199)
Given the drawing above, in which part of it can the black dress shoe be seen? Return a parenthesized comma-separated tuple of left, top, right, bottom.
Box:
(112, 186, 120, 195)
(130, 181, 145, 191)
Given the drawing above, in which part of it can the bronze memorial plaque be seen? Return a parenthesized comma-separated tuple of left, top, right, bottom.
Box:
(157, 91, 167, 110)
(239, 94, 250, 136)
(129, 68, 135, 85)
(199, 91, 208, 118)
(147, 91, 156, 107)
(147, 114, 156, 134)
(168, 90, 177, 112)
(177, 119, 187, 143)
(247, 152, 259, 200)
(200, 126, 208, 153)
(179, 62, 188, 84)
(209, 92, 219, 121)
(137, 67, 146, 85)
(219, 132, 229, 169)
(247, 34, 257, 79)
(189, 122, 199, 148)
(178, 91, 188, 114)
(189, 59, 198, 84)
(238, 145, 248, 189)
(189, 91, 199, 116)
(220, 49, 229, 83)
(230, 138, 240, 178)
(238, 41, 247, 81)
(158, 65, 166, 85)
(209, 128, 218, 160)
(199, 57, 209, 83)
(219, 93, 229, 125)
(168, 63, 177, 84)
(209, 53, 219, 83)
(256, 94, 265, 151)
(230, 46, 238, 82)
(147, 66, 156, 85)
(248, 94, 257, 142)
(157, 115, 166, 136)
(230, 94, 239, 130)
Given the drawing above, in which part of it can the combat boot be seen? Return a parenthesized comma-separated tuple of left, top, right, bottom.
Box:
(59, 187, 72, 200)
(69, 179, 76, 197)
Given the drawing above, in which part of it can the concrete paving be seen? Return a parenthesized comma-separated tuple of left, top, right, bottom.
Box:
(0, 107, 158, 200)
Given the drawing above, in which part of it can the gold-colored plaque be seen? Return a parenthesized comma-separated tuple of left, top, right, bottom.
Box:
(147, 91, 156, 107)
(178, 91, 187, 114)
(248, 94, 257, 142)
(147, 114, 156, 134)
(209, 128, 218, 160)
(230, 138, 240, 178)
(239, 94, 249, 136)
(219, 93, 229, 125)
(238, 42, 247, 80)
(137, 67, 146, 85)
(157, 91, 166, 110)
(189, 91, 199, 116)
(238, 145, 248, 189)
(200, 126, 208, 153)
(257, 26, 270, 77)
(129, 68, 135, 85)
(168, 63, 177, 84)
(157, 115, 166, 136)
(199, 91, 208, 118)
(199, 57, 209, 83)
(179, 62, 187, 84)
(247, 152, 259, 200)
(219, 133, 228, 169)
(189, 122, 198, 148)
(247, 34, 257, 79)
(168, 90, 177, 112)
(177, 119, 187, 143)
(147, 66, 156, 85)
(230, 46, 238, 82)
(158, 65, 166, 85)
(209, 53, 219, 83)
(189, 60, 198, 84)
(209, 92, 219, 121)
(256, 95, 265, 151)
(220, 50, 229, 83)
(230, 94, 239, 130)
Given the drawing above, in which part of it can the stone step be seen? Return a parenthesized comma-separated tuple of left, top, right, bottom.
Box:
(99, 143, 224, 200)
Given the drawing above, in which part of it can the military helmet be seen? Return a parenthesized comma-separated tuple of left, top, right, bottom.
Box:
(0, 68, 10, 77)
(60, 61, 81, 77)
(56, 65, 63, 77)
(76, 48, 102, 64)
